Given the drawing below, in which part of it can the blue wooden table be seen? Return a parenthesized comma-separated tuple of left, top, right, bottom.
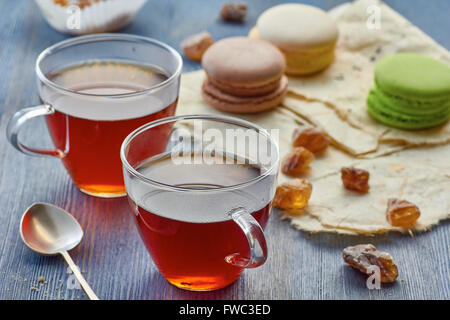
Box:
(0, 0, 449, 300)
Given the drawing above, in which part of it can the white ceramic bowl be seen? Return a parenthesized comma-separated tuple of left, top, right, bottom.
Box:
(35, 0, 148, 35)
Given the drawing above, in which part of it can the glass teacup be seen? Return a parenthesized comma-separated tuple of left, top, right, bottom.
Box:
(7, 34, 182, 197)
(120, 115, 280, 291)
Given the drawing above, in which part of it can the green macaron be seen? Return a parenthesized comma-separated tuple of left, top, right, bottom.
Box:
(367, 52, 450, 130)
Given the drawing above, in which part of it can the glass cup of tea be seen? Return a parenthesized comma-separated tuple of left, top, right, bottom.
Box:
(120, 114, 280, 291)
(6, 34, 182, 198)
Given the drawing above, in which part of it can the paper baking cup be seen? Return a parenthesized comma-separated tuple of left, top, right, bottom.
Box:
(35, 0, 148, 35)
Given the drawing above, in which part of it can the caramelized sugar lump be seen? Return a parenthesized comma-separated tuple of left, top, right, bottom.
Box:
(181, 32, 214, 62)
(386, 198, 420, 228)
(220, 3, 247, 22)
(343, 244, 398, 283)
(292, 127, 329, 153)
(281, 147, 314, 176)
(341, 167, 370, 193)
(273, 179, 312, 213)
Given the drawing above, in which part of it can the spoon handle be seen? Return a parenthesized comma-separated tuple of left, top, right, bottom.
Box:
(61, 251, 100, 300)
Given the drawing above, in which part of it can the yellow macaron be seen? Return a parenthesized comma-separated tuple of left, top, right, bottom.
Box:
(249, 4, 339, 76)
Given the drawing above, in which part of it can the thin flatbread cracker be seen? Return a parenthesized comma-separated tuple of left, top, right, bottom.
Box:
(280, 212, 358, 235)
(283, 95, 407, 158)
(290, 145, 450, 235)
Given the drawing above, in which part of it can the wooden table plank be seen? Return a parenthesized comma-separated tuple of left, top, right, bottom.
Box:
(0, 0, 449, 300)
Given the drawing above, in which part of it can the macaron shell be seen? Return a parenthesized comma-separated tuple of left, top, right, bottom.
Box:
(202, 37, 286, 86)
(281, 43, 336, 75)
(367, 91, 450, 130)
(249, 27, 336, 75)
(256, 4, 338, 49)
(207, 74, 282, 97)
(202, 76, 288, 113)
(374, 86, 450, 116)
(375, 53, 450, 99)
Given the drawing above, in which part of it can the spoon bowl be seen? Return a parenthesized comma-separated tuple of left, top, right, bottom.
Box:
(20, 202, 83, 255)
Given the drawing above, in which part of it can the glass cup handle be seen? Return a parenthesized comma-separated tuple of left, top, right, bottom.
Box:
(6, 105, 63, 158)
(226, 207, 268, 269)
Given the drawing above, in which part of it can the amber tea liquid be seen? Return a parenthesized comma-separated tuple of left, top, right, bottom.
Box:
(43, 61, 177, 196)
(129, 153, 272, 290)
